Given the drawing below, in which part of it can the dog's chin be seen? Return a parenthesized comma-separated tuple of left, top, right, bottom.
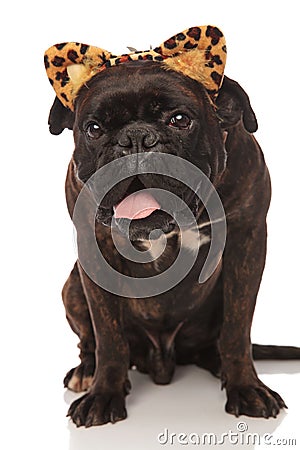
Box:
(114, 210, 176, 241)
(95, 208, 174, 240)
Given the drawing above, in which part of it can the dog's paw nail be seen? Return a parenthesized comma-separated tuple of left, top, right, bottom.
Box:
(75, 417, 82, 427)
(85, 416, 93, 428)
(234, 407, 240, 417)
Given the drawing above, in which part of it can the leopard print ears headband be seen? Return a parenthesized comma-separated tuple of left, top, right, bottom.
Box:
(44, 25, 226, 111)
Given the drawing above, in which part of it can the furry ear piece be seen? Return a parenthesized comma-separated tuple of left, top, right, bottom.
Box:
(44, 43, 113, 111)
(44, 25, 226, 111)
(157, 25, 226, 98)
(216, 76, 258, 133)
(48, 96, 75, 135)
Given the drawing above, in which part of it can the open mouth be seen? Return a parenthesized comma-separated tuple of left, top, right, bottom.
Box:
(95, 176, 200, 240)
(113, 179, 161, 220)
(96, 177, 158, 219)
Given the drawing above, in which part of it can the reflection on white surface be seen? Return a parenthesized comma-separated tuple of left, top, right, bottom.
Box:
(64, 363, 298, 450)
(3, 355, 299, 450)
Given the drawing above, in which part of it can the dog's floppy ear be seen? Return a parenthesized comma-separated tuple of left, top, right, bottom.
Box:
(216, 75, 258, 133)
(48, 96, 75, 135)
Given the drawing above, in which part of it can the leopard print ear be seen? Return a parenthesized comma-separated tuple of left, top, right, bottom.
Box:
(155, 25, 227, 98)
(44, 26, 226, 110)
(44, 43, 113, 111)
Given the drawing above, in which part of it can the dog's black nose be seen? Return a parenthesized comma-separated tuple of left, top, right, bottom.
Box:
(118, 126, 159, 153)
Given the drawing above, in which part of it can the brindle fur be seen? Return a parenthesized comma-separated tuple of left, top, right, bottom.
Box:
(48, 63, 296, 427)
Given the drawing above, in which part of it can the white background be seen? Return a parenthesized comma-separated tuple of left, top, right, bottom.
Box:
(1, 1, 299, 449)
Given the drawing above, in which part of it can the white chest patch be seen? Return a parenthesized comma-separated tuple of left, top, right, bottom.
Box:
(179, 228, 211, 253)
(137, 228, 210, 271)
(148, 233, 169, 261)
(147, 228, 210, 262)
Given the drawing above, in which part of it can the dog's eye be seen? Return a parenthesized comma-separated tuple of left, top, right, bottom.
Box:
(168, 114, 191, 129)
(86, 122, 102, 140)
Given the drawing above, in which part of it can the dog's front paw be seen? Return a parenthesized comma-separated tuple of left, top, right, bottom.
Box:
(225, 383, 287, 418)
(67, 391, 127, 427)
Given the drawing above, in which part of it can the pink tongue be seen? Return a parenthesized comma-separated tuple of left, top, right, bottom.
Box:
(114, 191, 160, 220)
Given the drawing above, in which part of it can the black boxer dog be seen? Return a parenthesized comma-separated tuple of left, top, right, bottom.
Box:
(47, 56, 300, 428)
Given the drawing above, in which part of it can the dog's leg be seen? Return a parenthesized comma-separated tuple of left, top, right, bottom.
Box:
(67, 265, 130, 427)
(219, 222, 287, 418)
(194, 343, 221, 377)
(62, 262, 95, 392)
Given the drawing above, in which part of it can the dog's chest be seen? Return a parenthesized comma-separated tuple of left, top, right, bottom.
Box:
(111, 225, 216, 325)
(131, 228, 211, 273)
(128, 228, 214, 312)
